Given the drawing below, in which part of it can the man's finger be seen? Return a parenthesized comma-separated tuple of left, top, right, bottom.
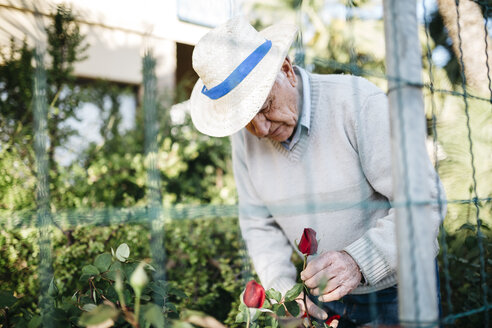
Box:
(318, 284, 350, 303)
(300, 251, 336, 280)
(303, 268, 335, 290)
(309, 275, 339, 296)
(306, 297, 328, 320)
(295, 296, 306, 314)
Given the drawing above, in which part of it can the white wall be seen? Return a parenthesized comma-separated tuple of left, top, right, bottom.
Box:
(0, 0, 236, 88)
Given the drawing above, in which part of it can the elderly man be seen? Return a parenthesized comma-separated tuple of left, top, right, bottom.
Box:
(189, 16, 445, 326)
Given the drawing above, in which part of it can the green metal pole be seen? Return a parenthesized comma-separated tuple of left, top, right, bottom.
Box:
(143, 52, 166, 284)
(33, 49, 55, 327)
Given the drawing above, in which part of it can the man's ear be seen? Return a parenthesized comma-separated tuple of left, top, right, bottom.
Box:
(281, 57, 297, 87)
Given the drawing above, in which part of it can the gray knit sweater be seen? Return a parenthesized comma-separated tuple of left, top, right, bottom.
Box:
(231, 70, 445, 296)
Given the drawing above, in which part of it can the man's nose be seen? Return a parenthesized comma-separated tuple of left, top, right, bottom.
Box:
(250, 114, 271, 137)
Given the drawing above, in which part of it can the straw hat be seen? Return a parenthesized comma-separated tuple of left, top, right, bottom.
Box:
(190, 16, 297, 137)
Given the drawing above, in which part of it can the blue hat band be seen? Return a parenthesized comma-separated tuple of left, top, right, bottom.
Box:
(201, 39, 272, 100)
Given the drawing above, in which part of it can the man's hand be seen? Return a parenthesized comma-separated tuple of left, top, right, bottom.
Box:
(300, 251, 362, 303)
(294, 291, 327, 320)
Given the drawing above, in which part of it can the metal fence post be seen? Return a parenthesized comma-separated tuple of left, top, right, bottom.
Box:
(143, 51, 166, 283)
(382, 0, 439, 326)
(33, 48, 54, 327)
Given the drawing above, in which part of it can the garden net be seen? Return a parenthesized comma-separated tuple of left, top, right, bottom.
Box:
(1, 0, 491, 327)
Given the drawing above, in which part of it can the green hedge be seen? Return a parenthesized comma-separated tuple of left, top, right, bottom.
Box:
(0, 217, 247, 327)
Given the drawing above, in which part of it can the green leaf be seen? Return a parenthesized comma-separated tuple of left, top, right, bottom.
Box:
(235, 309, 248, 323)
(238, 302, 247, 312)
(0, 290, 18, 307)
(251, 308, 261, 321)
(273, 303, 286, 317)
(78, 304, 119, 326)
(82, 265, 100, 277)
(82, 303, 97, 312)
(123, 289, 132, 306)
(165, 301, 177, 313)
(271, 317, 279, 328)
(104, 261, 123, 281)
(71, 291, 78, 301)
(284, 300, 300, 317)
(169, 285, 187, 299)
(266, 288, 282, 303)
(143, 303, 165, 328)
(123, 262, 137, 281)
(150, 281, 168, 299)
(146, 263, 157, 271)
(284, 283, 302, 302)
(27, 315, 42, 328)
(115, 243, 130, 262)
(94, 253, 113, 272)
(104, 286, 119, 304)
(44, 308, 69, 325)
(266, 315, 279, 328)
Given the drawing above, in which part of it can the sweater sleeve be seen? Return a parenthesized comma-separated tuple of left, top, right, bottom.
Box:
(231, 131, 298, 295)
(343, 91, 446, 286)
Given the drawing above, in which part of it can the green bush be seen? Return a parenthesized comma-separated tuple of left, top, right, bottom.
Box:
(438, 215, 492, 327)
(0, 217, 247, 327)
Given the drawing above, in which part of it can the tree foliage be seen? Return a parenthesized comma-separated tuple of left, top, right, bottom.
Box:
(0, 4, 89, 213)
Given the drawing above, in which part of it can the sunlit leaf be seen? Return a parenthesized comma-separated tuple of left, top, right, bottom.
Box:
(82, 304, 97, 312)
(266, 288, 282, 303)
(115, 243, 130, 262)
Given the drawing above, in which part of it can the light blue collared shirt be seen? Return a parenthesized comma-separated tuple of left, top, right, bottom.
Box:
(281, 66, 311, 151)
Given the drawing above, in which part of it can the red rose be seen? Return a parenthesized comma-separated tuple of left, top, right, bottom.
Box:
(325, 314, 341, 327)
(243, 280, 265, 308)
(298, 228, 318, 255)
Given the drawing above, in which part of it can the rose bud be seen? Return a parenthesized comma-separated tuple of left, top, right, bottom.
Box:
(130, 262, 149, 293)
(243, 280, 266, 308)
(298, 228, 318, 255)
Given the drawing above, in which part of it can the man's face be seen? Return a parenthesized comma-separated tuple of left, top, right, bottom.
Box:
(245, 59, 298, 142)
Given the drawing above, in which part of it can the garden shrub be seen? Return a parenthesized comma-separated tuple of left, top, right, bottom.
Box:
(0, 217, 248, 327)
(438, 218, 492, 327)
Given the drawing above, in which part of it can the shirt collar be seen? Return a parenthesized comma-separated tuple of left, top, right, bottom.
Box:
(296, 66, 311, 132)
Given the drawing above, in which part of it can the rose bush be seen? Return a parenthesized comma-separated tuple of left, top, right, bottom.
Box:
(234, 228, 339, 328)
